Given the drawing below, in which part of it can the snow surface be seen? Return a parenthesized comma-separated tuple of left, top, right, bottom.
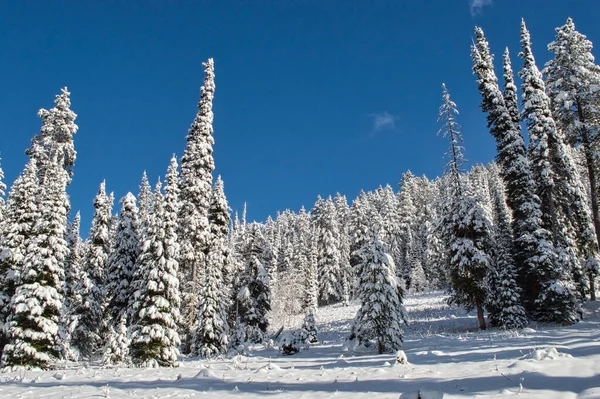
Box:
(2, 291, 600, 398)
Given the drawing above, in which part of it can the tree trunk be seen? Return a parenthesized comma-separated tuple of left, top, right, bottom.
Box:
(577, 100, 600, 249)
(476, 304, 487, 330)
(589, 272, 597, 301)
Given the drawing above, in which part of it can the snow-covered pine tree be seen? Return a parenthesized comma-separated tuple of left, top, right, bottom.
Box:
(137, 171, 153, 236)
(26, 87, 78, 185)
(192, 174, 230, 358)
(0, 158, 6, 224)
(296, 206, 318, 310)
(544, 18, 600, 300)
(178, 59, 217, 343)
(520, 20, 585, 322)
(486, 165, 528, 329)
(544, 18, 600, 251)
(130, 177, 181, 367)
(0, 160, 39, 354)
(233, 222, 271, 344)
(351, 225, 407, 354)
(72, 181, 113, 358)
(102, 313, 129, 366)
(334, 193, 353, 304)
(472, 27, 558, 315)
(105, 193, 140, 324)
(2, 160, 68, 369)
(65, 212, 83, 307)
(438, 83, 491, 330)
(397, 173, 418, 290)
(349, 191, 374, 278)
(312, 196, 342, 305)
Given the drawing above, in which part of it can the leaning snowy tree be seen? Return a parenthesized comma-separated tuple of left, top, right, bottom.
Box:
(472, 27, 559, 315)
(191, 175, 230, 357)
(2, 160, 69, 369)
(350, 219, 407, 354)
(130, 175, 181, 367)
(178, 59, 217, 351)
(438, 83, 492, 330)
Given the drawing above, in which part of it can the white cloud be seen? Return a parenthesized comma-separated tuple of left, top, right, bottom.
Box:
(371, 111, 397, 132)
(470, 0, 492, 16)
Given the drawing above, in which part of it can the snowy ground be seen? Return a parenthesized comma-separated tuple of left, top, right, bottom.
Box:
(2, 291, 600, 399)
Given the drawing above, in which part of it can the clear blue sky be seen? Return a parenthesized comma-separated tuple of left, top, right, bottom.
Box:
(0, 1, 598, 233)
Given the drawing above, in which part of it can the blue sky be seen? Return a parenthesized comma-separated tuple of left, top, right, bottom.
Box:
(0, 0, 598, 232)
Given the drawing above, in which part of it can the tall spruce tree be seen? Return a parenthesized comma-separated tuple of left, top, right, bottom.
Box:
(137, 171, 153, 238)
(438, 83, 491, 330)
(544, 18, 600, 251)
(234, 223, 271, 344)
(0, 160, 39, 354)
(26, 87, 78, 185)
(351, 224, 407, 354)
(105, 193, 140, 322)
(544, 18, 600, 300)
(486, 166, 528, 329)
(192, 174, 230, 357)
(179, 59, 217, 348)
(520, 20, 585, 322)
(130, 177, 181, 367)
(472, 27, 558, 315)
(64, 211, 84, 360)
(312, 196, 342, 305)
(2, 161, 68, 369)
(0, 158, 5, 224)
(72, 181, 113, 358)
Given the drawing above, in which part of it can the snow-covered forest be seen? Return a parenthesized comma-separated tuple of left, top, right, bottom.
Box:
(0, 18, 599, 393)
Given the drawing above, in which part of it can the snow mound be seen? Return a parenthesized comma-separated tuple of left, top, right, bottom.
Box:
(194, 368, 220, 379)
(521, 327, 536, 334)
(255, 362, 282, 373)
(399, 388, 444, 399)
(526, 347, 572, 361)
(578, 388, 600, 399)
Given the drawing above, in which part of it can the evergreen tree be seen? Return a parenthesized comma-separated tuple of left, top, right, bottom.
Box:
(351, 228, 407, 354)
(0, 158, 6, 224)
(130, 178, 181, 367)
(103, 314, 129, 366)
(486, 166, 528, 329)
(234, 223, 271, 343)
(334, 193, 353, 304)
(72, 181, 113, 358)
(2, 162, 68, 369)
(192, 174, 230, 357)
(520, 20, 585, 322)
(105, 193, 140, 322)
(0, 160, 39, 354)
(137, 171, 153, 233)
(312, 196, 342, 305)
(64, 211, 84, 360)
(26, 87, 78, 185)
(544, 18, 600, 252)
(179, 59, 217, 334)
(438, 83, 491, 330)
(472, 27, 558, 315)
(296, 207, 318, 310)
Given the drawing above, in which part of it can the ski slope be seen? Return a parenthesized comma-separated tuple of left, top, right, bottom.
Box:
(1, 291, 599, 398)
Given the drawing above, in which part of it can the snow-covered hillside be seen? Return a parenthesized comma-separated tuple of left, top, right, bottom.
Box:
(1, 291, 599, 398)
